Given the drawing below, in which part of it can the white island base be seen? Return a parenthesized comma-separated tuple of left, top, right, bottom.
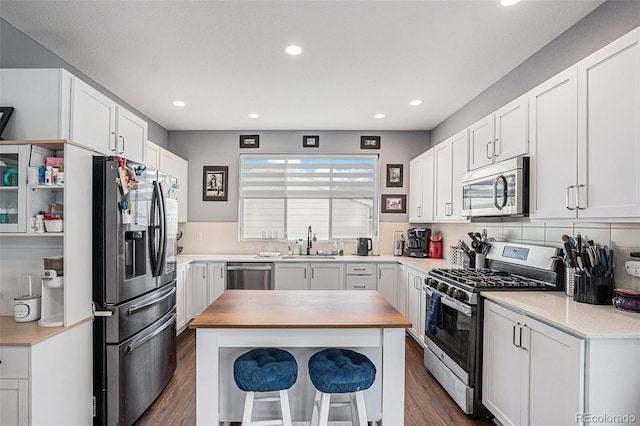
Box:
(195, 327, 406, 425)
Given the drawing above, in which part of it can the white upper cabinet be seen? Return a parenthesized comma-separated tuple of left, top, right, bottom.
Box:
(576, 27, 640, 219)
(116, 106, 147, 163)
(409, 149, 434, 223)
(530, 27, 640, 220)
(70, 76, 117, 155)
(0, 68, 147, 163)
(469, 96, 528, 170)
(434, 129, 469, 221)
(529, 67, 579, 219)
(148, 141, 189, 222)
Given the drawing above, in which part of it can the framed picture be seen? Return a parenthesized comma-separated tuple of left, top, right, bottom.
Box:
(0, 107, 15, 140)
(386, 164, 403, 187)
(240, 135, 260, 148)
(303, 135, 319, 148)
(381, 194, 406, 213)
(360, 135, 380, 149)
(203, 166, 228, 201)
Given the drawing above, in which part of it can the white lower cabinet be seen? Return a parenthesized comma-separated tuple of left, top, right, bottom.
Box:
(345, 263, 376, 290)
(176, 263, 192, 333)
(207, 263, 226, 302)
(406, 267, 427, 345)
(275, 263, 344, 290)
(0, 346, 29, 426)
(310, 263, 345, 290)
(376, 264, 398, 308)
(190, 262, 225, 320)
(482, 300, 584, 426)
(397, 265, 408, 319)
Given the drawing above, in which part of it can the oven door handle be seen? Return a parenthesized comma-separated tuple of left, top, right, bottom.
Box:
(424, 286, 472, 317)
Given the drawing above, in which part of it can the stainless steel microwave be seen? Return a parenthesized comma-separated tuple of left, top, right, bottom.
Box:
(461, 156, 529, 219)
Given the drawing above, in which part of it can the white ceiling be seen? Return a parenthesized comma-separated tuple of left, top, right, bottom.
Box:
(0, 0, 603, 131)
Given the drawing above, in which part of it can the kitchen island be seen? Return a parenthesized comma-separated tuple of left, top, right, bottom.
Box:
(189, 290, 411, 425)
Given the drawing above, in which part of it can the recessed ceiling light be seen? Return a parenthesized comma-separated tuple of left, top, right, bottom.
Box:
(409, 100, 423, 106)
(284, 45, 304, 56)
(248, 113, 259, 119)
(374, 113, 386, 119)
(499, 0, 520, 6)
(173, 100, 186, 107)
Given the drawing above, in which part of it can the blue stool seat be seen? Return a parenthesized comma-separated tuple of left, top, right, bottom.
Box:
(234, 348, 298, 392)
(308, 348, 376, 394)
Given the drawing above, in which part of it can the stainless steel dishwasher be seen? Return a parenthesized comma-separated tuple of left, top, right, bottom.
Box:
(226, 263, 274, 290)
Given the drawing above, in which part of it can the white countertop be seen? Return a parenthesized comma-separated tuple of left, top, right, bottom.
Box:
(483, 291, 640, 339)
(177, 253, 452, 273)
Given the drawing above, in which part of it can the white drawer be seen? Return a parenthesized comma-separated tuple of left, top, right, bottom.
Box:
(346, 263, 375, 275)
(0, 346, 29, 379)
(345, 275, 377, 290)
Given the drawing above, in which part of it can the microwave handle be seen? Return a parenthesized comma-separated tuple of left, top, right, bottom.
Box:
(493, 175, 508, 210)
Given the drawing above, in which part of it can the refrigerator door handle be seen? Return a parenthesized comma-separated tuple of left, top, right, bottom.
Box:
(127, 286, 176, 315)
(157, 181, 168, 276)
(126, 312, 176, 353)
(149, 181, 159, 276)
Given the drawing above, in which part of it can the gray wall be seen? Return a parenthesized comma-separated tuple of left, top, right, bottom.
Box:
(431, 0, 640, 145)
(168, 130, 430, 223)
(0, 18, 169, 147)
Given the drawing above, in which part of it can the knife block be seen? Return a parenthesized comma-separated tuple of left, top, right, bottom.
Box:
(573, 273, 614, 305)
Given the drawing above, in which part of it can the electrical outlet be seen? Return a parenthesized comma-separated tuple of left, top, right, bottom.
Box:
(245, 245, 254, 251)
(625, 261, 640, 278)
(196, 232, 203, 241)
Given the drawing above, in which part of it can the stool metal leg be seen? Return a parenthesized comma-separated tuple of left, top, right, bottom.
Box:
(242, 392, 254, 426)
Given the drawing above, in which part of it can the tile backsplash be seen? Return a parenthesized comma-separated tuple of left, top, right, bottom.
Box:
(431, 221, 640, 291)
(180, 220, 640, 290)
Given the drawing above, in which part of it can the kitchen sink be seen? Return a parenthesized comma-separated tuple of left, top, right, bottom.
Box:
(281, 255, 336, 259)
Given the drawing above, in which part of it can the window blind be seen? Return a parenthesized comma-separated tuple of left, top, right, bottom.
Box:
(239, 155, 378, 199)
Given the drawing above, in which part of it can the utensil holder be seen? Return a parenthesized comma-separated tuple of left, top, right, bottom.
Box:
(573, 273, 614, 305)
(565, 267, 576, 297)
(475, 253, 486, 270)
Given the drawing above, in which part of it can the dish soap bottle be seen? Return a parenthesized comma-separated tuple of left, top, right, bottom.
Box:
(339, 239, 344, 256)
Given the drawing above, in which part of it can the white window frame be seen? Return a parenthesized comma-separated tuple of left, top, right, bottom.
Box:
(238, 154, 379, 241)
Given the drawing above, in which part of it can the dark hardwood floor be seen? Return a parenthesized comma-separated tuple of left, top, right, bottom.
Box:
(135, 329, 494, 426)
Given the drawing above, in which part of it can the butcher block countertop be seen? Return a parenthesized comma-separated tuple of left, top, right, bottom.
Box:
(0, 315, 92, 346)
(189, 290, 412, 329)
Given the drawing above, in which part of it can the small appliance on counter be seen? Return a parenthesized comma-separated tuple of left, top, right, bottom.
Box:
(357, 237, 372, 256)
(14, 275, 41, 323)
(429, 235, 443, 259)
(405, 227, 431, 258)
(39, 256, 64, 327)
(394, 231, 405, 256)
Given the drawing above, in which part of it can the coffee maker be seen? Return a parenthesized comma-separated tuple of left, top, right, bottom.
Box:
(405, 227, 431, 258)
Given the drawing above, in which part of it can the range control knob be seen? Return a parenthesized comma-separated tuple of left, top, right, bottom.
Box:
(447, 287, 456, 297)
(428, 278, 438, 288)
(437, 282, 448, 293)
(453, 289, 467, 301)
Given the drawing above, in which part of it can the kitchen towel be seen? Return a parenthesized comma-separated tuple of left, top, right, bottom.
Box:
(427, 293, 444, 335)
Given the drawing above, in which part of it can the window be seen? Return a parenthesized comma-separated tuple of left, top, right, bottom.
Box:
(239, 154, 379, 241)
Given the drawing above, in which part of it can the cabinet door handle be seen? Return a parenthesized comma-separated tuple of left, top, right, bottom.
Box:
(119, 135, 125, 155)
(576, 184, 586, 210)
(110, 131, 117, 152)
(312, 268, 315, 279)
(354, 285, 366, 289)
(379, 268, 382, 279)
(494, 138, 501, 157)
(512, 323, 518, 347)
(202, 268, 206, 279)
(518, 324, 527, 351)
(566, 185, 576, 211)
(486, 141, 493, 159)
(220, 269, 223, 279)
(304, 269, 307, 279)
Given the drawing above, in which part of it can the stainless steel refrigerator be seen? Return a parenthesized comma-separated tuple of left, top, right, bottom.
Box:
(92, 156, 178, 426)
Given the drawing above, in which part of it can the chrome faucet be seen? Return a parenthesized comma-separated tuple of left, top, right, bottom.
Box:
(307, 226, 312, 255)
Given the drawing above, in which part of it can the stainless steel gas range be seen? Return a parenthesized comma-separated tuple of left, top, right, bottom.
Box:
(422, 242, 564, 418)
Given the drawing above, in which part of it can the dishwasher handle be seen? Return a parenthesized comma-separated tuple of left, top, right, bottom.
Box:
(226, 265, 274, 271)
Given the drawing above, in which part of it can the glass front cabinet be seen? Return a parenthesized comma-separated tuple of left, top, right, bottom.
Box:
(0, 145, 28, 232)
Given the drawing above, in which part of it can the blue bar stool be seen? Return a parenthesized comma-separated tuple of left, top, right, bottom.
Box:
(233, 348, 298, 426)
(308, 348, 376, 426)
